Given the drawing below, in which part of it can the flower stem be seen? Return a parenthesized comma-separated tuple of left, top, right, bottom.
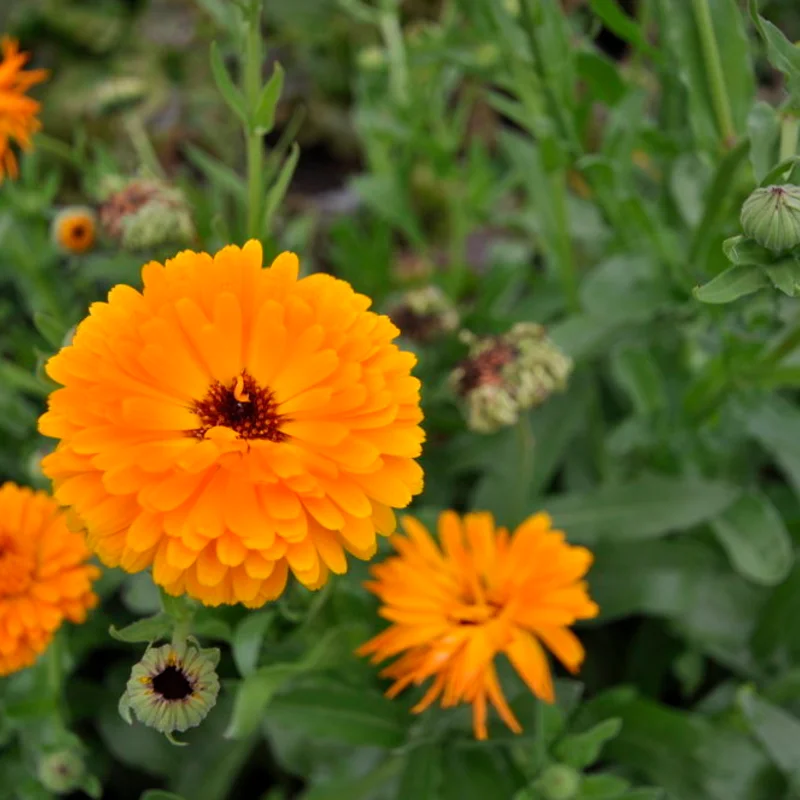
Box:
(378, 6, 408, 107)
(244, 0, 264, 242)
(551, 170, 580, 312)
(515, 412, 535, 525)
(780, 112, 800, 162)
(691, 0, 735, 146)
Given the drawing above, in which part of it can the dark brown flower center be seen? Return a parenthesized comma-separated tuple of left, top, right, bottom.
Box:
(189, 370, 288, 442)
(455, 340, 518, 394)
(72, 224, 86, 239)
(152, 665, 193, 700)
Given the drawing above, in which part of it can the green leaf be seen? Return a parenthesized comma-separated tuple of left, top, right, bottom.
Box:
(33, 311, 68, 349)
(573, 690, 783, 800)
(108, 613, 171, 644)
(737, 686, 800, 790)
(693, 264, 768, 304)
(441, 748, 520, 800)
(266, 679, 409, 748)
(752, 563, 800, 666)
(301, 758, 402, 800)
(576, 774, 630, 799)
(554, 718, 623, 770)
(711, 490, 794, 586)
(746, 395, 800, 500)
(141, 792, 187, 800)
(610, 344, 665, 417)
(184, 144, 246, 201)
(210, 42, 248, 125)
(587, 0, 663, 63)
(543, 474, 740, 543)
(722, 235, 774, 267)
(748, 0, 800, 102)
(231, 611, 274, 677)
(253, 63, 284, 135)
(620, 791, 664, 800)
(765, 258, 800, 296)
(396, 745, 442, 800)
(263, 142, 300, 236)
(224, 664, 299, 739)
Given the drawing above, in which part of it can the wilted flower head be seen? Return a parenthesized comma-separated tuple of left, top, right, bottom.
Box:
(359, 510, 598, 740)
(450, 322, 572, 433)
(52, 206, 97, 254)
(389, 285, 459, 342)
(0, 37, 48, 182)
(39, 242, 425, 607)
(99, 176, 194, 250)
(119, 642, 220, 735)
(740, 185, 800, 253)
(0, 482, 99, 676)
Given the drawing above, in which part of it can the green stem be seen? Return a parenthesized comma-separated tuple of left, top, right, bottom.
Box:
(765, 315, 800, 365)
(691, 0, 735, 146)
(378, 7, 408, 106)
(780, 112, 800, 162)
(244, 1, 264, 241)
(515, 412, 534, 525)
(551, 170, 580, 312)
(124, 115, 165, 178)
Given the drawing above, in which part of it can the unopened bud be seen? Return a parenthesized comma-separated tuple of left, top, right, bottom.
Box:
(535, 764, 581, 800)
(37, 749, 85, 795)
(450, 323, 572, 434)
(389, 286, 459, 342)
(99, 177, 194, 251)
(740, 185, 800, 253)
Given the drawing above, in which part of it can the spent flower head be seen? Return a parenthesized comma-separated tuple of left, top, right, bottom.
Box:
(450, 322, 572, 433)
(389, 285, 459, 342)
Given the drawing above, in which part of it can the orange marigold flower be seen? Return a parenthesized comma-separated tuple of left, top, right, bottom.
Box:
(39, 241, 425, 608)
(52, 206, 97, 254)
(358, 510, 598, 740)
(0, 482, 99, 676)
(0, 37, 48, 182)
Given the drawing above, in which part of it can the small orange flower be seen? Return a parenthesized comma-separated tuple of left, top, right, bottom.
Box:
(358, 510, 598, 740)
(39, 241, 425, 608)
(0, 37, 48, 182)
(52, 206, 97, 254)
(0, 482, 99, 676)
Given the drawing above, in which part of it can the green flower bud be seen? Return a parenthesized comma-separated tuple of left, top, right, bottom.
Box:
(37, 749, 85, 795)
(740, 185, 800, 253)
(535, 764, 582, 800)
(450, 323, 573, 434)
(119, 642, 220, 739)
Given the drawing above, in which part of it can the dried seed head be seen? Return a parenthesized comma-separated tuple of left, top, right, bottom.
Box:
(389, 286, 459, 342)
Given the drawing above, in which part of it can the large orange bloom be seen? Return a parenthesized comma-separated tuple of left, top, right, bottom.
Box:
(0, 37, 48, 182)
(39, 242, 425, 608)
(358, 511, 598, 740)
(0, 482, 99, 676)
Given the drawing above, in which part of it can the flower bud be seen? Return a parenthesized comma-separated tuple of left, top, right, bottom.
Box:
(740, 185, 800, 253)
(99, 177, 194, 251)
(119, 641, 220, 737)
(51, 206, 97, 254)
(389, 286, 459, 342)
(535, 764, 581, 800)
(37, 749, 85, 795)
(450, 323, 572, 434)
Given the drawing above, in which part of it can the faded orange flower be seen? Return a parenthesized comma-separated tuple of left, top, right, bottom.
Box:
(39, 242, 425, 608)
(0, 482, 99, 676)
(0, 37, 48, 182)
(52, 206, 97, 254)
(358, 510, 598, 740)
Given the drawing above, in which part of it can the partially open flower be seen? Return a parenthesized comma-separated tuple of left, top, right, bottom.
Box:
(388, 286, 459, 342)
(450, 323, 572, 433)
(52, 206, 97, 254)
(99, 176, 194, 250)
(119, 642, 220, 735)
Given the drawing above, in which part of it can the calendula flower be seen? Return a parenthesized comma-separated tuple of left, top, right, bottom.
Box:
(52, 206, 97, 254)
(39, 242, 425, 608)
(0, 37, 48, 182)
(0, 482, 99, 676)
(358, 510, 598, 740)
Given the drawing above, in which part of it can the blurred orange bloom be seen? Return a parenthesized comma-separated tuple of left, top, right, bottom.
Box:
(0, 37, 48, 182)
(52, 206, 97, 254)
(0, 482, 99, 676)
(359, 510, 598, 740)
(39, 242, 425, 608)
